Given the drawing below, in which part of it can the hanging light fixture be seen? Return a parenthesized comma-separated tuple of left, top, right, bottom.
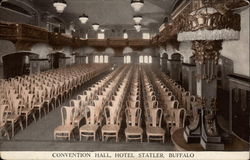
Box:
(53, 0, 67, 13)
(92, 23, 100, 31)
(133, 16, 142, 24)
(0, 0, 8, 6)
(134, 24, 141, 32)
(131, 0, 144, 12)
(79, 13, 88, 24)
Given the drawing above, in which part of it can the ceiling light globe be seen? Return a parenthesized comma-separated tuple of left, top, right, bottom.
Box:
(133, 16, 142, 24)
(53, 1, 67, 13)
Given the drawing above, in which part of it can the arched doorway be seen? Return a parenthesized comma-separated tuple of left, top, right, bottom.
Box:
(161, 53, 168, 74)
(171, 53, 182, 60)
(169, 53, 183, 82)
(2, 52, 38, 79)
(48, 52, 66, 69)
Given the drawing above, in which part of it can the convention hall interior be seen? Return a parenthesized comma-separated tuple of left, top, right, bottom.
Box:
(0, 0, 249, 151)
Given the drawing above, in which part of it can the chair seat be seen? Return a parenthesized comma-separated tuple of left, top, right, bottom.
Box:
(54, 125, 75, 132)
(146, 126, 165, 135)
(7, 114, 20, 122)
(21, 108, 33, 114)
(79, 124, 98, 132)
(125, 126, 143, 135)
(0, 122, 6, 128)
(34, 102, 44, 108)
(102, 124, 120, 133)
(44, 98, 53, 103)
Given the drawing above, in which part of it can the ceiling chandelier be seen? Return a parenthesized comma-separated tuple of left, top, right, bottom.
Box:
(134, 24, 141, 32)
(131, 0, 144, 12)
(53, 0, 67, 13)
(0, 0, 8, 6)
(92, 23, 100, 31)
(133, 16, 142, 24)
(79, 13, 88, 24)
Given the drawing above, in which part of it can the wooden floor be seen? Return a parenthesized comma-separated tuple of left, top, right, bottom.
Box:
(0, 71, 175, 151)
(171, 128, 249, 151)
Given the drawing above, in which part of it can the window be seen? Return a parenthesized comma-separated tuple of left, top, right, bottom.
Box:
(124, 55, 131, 64)
(144, 56, 149, 63)
(142, 33, 150, 39)
(99, 55, 104, 63)
(85, 56, 89, 64)
(139, 55, 152, 64)
(149, 56, 152, 63)
(97, 33, 105, 39)
(127, 56, 131, 63)
(104, 55, 109, 63)
(123, 33, 128, 39)
(94, 55, 108, 63)
(124, 56, 127, 64)
(139, 56, 144, 64)
(94, 55, 99, 63)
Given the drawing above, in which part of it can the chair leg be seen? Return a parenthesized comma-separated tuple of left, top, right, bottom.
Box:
(79, 132, 81, 141)
(19, 120, 23, 130)
(54, 133, 56, 140)
(116, 133, 118, 143)
(25, 114, 28, 128)
(32, 113, 36, 123)
(46, 103, 49, 114)
(39, 108, 41, 119)
(11, 122, 14, 137)
(4, 127, 10, 140)
(72, 131, 75, 140)
(51, 101, 55, 110)
(43, 107, 46, 116)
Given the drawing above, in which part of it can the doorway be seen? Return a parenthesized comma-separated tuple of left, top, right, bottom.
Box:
(48, 52, 66, 69)
(2, 52, 38, 79)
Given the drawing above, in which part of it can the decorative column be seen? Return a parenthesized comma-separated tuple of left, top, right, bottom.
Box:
(192, 40, 224, 150)
(177, 0, 241, 150)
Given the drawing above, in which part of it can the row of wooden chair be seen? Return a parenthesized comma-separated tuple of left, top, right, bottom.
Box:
(53, 65, 126, 140)
(125, 65, 143, 142)
(148, 67, 197, 135)
(141, 67, 166, 143)
(0, 64, 110, 139)
(54, 65, 133, 142)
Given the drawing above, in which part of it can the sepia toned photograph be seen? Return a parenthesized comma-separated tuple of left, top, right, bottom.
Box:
(0, 0, 249, 160)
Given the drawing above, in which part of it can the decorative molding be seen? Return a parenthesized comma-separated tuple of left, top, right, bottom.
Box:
(192, 40, 222, 64)
(192, 40, 222, 81)
(108, 38, 128, 47)
(178, 10, 241, 41)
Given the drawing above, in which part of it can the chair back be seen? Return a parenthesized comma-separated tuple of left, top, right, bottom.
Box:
(104, 106, 119, 125)
(61, 106, 75, 126)
(0, 105, 8, 125)
(85, 105, 97, 125)
(173, 108, 186, 128)
(125, 107, 141, 127)
(149, 108, 163, 127)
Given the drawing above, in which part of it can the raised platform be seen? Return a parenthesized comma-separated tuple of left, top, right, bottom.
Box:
(171, 129, 249, 151)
